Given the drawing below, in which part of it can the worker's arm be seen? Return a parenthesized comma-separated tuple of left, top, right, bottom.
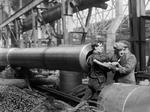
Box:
(113, 55, 137, 76)
(93, 59, 112, 69)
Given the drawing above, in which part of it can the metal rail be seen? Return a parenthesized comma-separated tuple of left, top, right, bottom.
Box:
(33, 85, 81, 106)
(33, 85, 98, 107)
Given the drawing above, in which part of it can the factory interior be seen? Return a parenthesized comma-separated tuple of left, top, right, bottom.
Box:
(0, 0, 150, 112)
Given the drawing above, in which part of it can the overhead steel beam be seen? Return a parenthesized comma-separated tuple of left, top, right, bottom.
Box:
(0, 0, 44, 28)
(0, 0, 108, 32)
(22, 0, 108, 32)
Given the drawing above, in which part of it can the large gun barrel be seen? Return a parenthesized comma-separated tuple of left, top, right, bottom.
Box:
(0, 44, 92, 72)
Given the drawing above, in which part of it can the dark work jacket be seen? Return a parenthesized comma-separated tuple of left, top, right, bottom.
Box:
(87, 52, 110, 91)
(110, 52, 137, 84)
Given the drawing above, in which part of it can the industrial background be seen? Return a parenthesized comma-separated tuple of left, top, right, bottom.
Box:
(0, 0, 150, 112)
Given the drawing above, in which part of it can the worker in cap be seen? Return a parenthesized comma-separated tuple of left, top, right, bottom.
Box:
(82, 42, 110, 100)
(113, 40, 130, 57)
(109, 40, 137, 84)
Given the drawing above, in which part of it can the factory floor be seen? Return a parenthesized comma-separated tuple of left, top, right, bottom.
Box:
(0, 85, 70, 112)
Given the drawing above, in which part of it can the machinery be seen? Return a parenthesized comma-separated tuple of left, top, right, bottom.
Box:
(1, 0, 150, 112)
(0, 44, 150, 112)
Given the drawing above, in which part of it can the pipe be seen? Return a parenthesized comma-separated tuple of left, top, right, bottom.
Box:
(22, 0, 108, 32)
(0, 44, 92, 72)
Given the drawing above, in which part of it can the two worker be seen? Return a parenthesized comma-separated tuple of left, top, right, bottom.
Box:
(83, 40, 137, 100)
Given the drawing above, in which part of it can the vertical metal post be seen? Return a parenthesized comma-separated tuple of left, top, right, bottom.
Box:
(129, 0, 146, 71)
(140, 17, 146, 70)
(32, 9, 37, 47)
(138, 0, 146, 70)
(61, 0, 74, 44)
(62, 0, 69, 44)
(19, 0, 22, 9)
(57, 20, 62, 45)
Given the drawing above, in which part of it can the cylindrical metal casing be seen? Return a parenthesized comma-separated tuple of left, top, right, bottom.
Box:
(59, 71, 82, 93)
(0, 44, 92, 72)
(7, 48, 45, 68)
(98, 83, 150, 112)
(0, 48, 10, 66)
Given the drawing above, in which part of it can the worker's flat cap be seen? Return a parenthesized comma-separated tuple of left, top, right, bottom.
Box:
(113, 42, 128, 50)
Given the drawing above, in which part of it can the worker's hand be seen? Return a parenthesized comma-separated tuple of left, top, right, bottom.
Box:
(109, 62, 120, 71)
(103, 62, 112, 69)
(111, 62, 119, 66)
(109, 64, 116, 70)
